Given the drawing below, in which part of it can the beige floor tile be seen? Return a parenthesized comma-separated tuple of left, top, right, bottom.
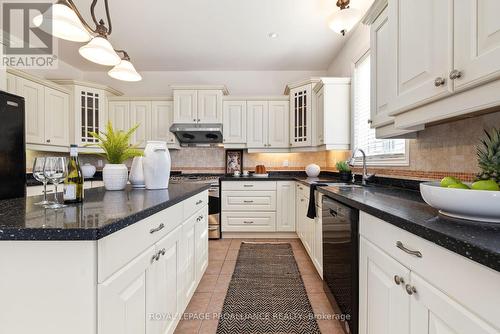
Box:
(184, 292, 212, 315)
(206, 290, 227, 314)
(208, 248, 228, 261)
(205, 260, 223, 276)
(196, 275, 218, 293)
(220, 260, 236, 275)
(214, 275, 232, 292)
(308, 292, 335, 317)
(198, 319, 219, 334)
(173, 319, 202, 334)
(317, 319, 344, 334)
(225, 248, 240, 260)
(302, 274, 324, 293)
(208, 239, 231, 249)
(296, 259, 318, 276)
(228, 238, 244, 249)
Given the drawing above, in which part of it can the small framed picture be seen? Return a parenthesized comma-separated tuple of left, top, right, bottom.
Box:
(225, 149, 243, 174)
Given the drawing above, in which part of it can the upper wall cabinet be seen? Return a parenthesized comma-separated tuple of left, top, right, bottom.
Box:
(286, 80, 317, 148)
(108, 98, 179, 149)
(222, 100, 247, 145)
(365, 0, 500, 131)
(172, 85, 228, 124)
(7, 70, 70, 149)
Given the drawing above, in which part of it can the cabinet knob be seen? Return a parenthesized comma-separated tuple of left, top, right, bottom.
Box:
(46, 139, 51, 143)
(367, 119, 372, 124)
(434, 77, 446, 87)
(449, 69, 462, 80)
(405, 284, 417, 295)
(197, 119, 200, 122)
(394, 275, 405, 285)
(193, 119, 196, 122)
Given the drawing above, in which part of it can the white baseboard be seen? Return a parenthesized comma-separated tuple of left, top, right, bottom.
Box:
(221, 232, 299, 239)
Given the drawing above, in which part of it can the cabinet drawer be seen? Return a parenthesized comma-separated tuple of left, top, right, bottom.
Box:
(222, 181, 276, 191)
(222, 191, 276, 211)
(360, 212, 500, 329)
(183, 190, 209, 220)
(221, 212, 276, 232)
(296, 182, 310, 199)
(98, 202, 183, 283)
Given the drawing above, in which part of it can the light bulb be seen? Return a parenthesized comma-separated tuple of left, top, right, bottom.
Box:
(108, 59, 142, 81)
(79, 36, 121, 66)
(328, 7, 362, 35)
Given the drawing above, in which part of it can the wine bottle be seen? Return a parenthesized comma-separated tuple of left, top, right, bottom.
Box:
(64, 144, 84, 203)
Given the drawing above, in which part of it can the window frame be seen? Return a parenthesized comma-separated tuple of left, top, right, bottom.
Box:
(350, 49, 410, 167)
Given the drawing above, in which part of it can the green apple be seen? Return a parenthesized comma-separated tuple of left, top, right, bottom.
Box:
(448, 183, 470, 189)
(440, 176, 461, 188)
(471, 180, 500, 191)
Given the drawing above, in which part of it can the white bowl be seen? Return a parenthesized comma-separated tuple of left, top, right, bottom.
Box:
(81, 163, 96, 178)
(420, 182, 500, 223)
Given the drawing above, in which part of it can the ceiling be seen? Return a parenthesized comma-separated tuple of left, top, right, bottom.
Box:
(57, 0, 373, 71)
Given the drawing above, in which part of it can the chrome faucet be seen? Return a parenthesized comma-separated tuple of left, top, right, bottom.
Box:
(348, 148, 375, 186)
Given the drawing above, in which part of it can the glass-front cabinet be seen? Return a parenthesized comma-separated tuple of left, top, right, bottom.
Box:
(288, 80, 319, 148)
(80, 90, 101, 144)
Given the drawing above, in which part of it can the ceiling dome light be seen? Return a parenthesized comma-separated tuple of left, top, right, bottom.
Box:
(33, 1, 91, 42)
(79, 36, 121, 66)
(328, 0, 362, 36)
(108, 59, 142, 82)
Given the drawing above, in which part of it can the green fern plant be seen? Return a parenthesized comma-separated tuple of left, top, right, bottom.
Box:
(336, 160, 351, 172)
(87, 121, 143, 164)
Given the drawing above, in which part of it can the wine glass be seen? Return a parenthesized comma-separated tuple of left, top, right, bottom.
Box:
(43, 157, 67, 209)
(32, 157, 54, 206)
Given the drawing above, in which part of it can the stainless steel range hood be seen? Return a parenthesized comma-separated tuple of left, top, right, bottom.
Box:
(169, 123, 223, 145)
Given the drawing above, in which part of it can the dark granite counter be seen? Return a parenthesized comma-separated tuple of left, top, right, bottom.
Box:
(0, 183, 210, 241)
(221, 174, 500, 272)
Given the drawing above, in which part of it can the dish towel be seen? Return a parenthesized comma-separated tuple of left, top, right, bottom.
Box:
(307, 183, 328, 219)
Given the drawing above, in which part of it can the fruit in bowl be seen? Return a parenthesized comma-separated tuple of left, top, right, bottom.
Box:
(471, 180, 500, 191)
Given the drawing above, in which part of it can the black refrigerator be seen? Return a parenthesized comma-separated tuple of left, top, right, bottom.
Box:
(0, 90, 26, 200)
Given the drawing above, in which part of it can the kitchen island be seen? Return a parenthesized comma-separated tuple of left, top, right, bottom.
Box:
(0, 184, 210, 334)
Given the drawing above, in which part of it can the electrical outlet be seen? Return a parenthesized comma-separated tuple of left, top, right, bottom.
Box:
(282, 160, 289, 167)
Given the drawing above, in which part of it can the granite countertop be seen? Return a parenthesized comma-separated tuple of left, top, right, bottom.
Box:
(221, 174, 500, 272)
(0, 183, 210, 241)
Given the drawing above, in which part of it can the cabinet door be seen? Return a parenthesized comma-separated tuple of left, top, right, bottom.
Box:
(390, 0, 452, 114)
(197, 90, 222, 123)
(296, 186, 305, 241)
(108, 101, 130, 132)
(79, 89, 103, 145)
(246, 101, 268, 148)
(146, 226, 182, 334)
(370, 7, 395, 127)
(276, 181, 296, 232)
(17, 77, 44, 144)
(173, 90, 197, 123)
(409, 272, 497, 334)
(268, 101, 289, 148)
(359, 237, 410, 334)
(299, 194, 313, 256)
(181, 215, 197, 308)
(313, 207, 322, 277)
(222, 101, 247, 144)
(195, 206, 209, 282)
(6, 73, 17, 94)
(44, 87, 69, 146)
(98, 245, 156, 334)
(290, 86, 312, 147)
(130, 101, 151, 147)
(314, 89, 324, 145)
(454, 0, 500, 92)
(151, 101, 176, 145)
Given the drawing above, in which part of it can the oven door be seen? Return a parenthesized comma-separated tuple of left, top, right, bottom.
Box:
(208, 185, 220, 239)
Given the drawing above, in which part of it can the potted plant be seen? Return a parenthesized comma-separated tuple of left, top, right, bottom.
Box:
(336, 160, 352, 182)
(88, 122, 142, 191)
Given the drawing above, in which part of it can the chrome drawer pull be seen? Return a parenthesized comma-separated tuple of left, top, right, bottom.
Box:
(394, 275, 405, 285)
(196, 200, 203, 205)
(151, 252, 160, 263)
(243, 200, 254, 203)
(150, 223, 165, 234)
(243, 184, 253, 187)
(396, 241, 422, 258)
(208, 226, 218, 231)
(196, 215, 203, 222)
(243, 221, 254, 224)
(405, 284, 417, 295)
(159, 248, 166, 256)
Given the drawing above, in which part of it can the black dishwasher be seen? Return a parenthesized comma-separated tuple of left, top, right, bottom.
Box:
(322, 196, 359, 334)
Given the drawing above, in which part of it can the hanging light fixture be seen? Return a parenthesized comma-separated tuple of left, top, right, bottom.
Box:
(32, 0, 141, 81)
(108, 50, 142, 82)
(328, 0, 362, 36)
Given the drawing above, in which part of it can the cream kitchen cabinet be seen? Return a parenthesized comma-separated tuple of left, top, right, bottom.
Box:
(130, 101, 151, 146)
(17, 77, 45, 144)
(276, 181, 296, 232)
(151, 101, 177, 145)
(246, 99, 289, 150)
(181, 212, 197, 309)
(44, 87, 70, 146)
(287, 82, 315, 147)
(222, 100, 247, 145)
(268, 101, 290, 148)
(108, 101, 130, 132)
(359, 212, 500, 334)
(172, 85, 228, 124)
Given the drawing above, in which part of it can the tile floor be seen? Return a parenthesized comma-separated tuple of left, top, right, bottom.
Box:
(174, 238, 344, 334)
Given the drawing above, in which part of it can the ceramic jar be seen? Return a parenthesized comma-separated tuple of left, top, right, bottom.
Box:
(305, 163, 321, 177)
(102, 164, 128, 191)
(129, 157, 146, 188)
(81, 163, 96, 178)
(143, 141, 171, 190)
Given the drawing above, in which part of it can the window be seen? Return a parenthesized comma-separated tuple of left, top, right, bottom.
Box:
(352, 52, 408, 165)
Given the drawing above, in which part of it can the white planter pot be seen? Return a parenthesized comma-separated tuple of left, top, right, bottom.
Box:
(305, 163, 320, 177)
(143, 141, 171, 190)
(129, 157, 145, 188)
(103, 164, 128, 191)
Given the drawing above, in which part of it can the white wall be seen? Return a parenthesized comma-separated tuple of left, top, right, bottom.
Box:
(327, 23, 370, 76)
(82, 70, 327, 96)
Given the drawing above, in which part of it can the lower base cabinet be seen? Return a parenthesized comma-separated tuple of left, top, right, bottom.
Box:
(359, 212, 500, 334)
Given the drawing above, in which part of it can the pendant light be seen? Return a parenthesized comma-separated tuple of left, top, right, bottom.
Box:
(33, 1, 91, 42)
(79, 36, 120, 66)
(108, 51, 142, 82)
(328, 0, 362, 36)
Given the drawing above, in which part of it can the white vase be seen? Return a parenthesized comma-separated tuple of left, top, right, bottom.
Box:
(143, 141, 171, 190)
(305, 163, 321, 177)
(103, 164, 128, 191)
(81, 163, 96, 179)
(129, 157, 145, 188)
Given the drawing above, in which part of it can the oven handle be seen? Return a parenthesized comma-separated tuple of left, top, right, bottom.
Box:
(329, 208, 338, 217)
